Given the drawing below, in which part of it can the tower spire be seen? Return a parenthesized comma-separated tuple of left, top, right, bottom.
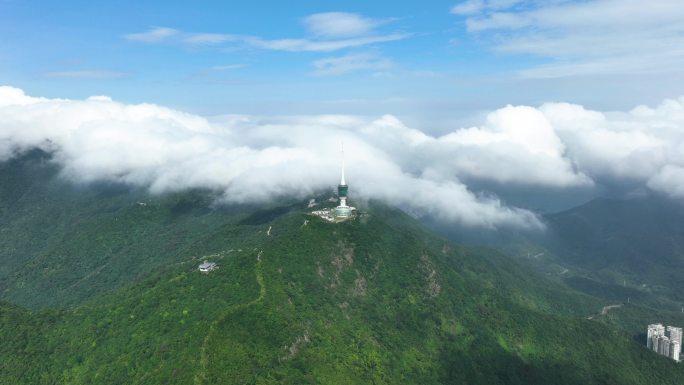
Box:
(332, 140, 354, 220)
(340, 141, 346, 186)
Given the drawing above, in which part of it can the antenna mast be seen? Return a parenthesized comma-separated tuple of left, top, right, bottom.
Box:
(340, 141, 346, 186)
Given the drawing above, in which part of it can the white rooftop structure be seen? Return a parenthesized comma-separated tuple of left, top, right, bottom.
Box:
(198, 260, 218, 273)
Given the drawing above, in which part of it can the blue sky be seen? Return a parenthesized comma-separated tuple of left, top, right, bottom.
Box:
(2, 0, 684, 130)
(2, 1, 684, 225)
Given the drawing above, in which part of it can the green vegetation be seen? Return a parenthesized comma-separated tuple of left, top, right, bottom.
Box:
(545, 197, 684, 308)
(488, 196, 684, 335)
(1, 152, 684, 384)
(0, 151, 272, 308)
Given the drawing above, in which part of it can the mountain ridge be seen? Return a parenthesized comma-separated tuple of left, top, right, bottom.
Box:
(2, 151, 684, 384)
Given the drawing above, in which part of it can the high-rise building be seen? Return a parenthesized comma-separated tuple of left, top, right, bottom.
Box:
(667, 326, 682, 345)
(671, 341, 681, 361)
(648, 323, 665, 349)
(647, 323, 681, 362)
(659, 336, 671, 357)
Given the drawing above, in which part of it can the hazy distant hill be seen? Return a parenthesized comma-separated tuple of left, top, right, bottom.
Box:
(541, 197, 684, 308)
(1, 152, 684, 384)
(449, 195, 684, 338)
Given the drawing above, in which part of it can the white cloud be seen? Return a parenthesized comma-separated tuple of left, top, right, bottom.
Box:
(451, 0, 485, 15)
(0, 86, 49, 105)
(487, 0, 524, 10)
(349, 96, 684, 200)
(6, 86, 684, 227)
(211, 64, 245, 71)
(303, 12, 387, 38)
(181, 33, 239, 45)
(312, 53, 393, 76)
(451, 0, 522, 16)
(123, 29, 410, 53)
(0, 86, 544, 230)
(44, 70, 128, 79)
(124, 27, 177, 43)
(648, 165, 684, 199)
(87, 96, 113, 102)
(124, 12, 409, 53)
(517, 54, 684, 79)
(432, 106, 592, 187)
(540, 102, 668, 181)
(466, 12, 529, 31)
(457, 0, 684, 78)
(354, 111, 590, 189)
(242, 33, 410, 52)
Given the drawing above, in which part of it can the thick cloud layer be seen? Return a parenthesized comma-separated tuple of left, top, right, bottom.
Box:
(1, 86, 684, 229)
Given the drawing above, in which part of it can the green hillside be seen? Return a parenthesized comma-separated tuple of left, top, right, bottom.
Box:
(545, 197, 684, 305)
(0, 151, 273, 308)
(494, 197, 684, 312)
(1, 153, 684, 384)
(460, 196, 684, 338)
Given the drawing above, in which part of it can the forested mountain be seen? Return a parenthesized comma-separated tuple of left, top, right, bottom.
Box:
(545, 197, 684, 306)
(0, 150, 272, 308)
(488, 196, 684, 314)
(1, 152, 683, 384)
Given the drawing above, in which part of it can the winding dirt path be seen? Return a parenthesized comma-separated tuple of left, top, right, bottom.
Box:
(587, 303, 623, 320)
(600, 303, 623, 315)
(193, 250, 266, 385)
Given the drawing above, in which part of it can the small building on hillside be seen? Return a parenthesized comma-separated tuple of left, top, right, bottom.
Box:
(198, 260, 218, 273)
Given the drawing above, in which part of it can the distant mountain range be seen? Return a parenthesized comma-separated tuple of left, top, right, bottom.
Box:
(479, 196, 684, 314)
(1, 151, 683, 384)
(545, 196, 684, 305)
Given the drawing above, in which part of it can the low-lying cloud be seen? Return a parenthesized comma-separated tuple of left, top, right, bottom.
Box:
(1, 86, 684, 229)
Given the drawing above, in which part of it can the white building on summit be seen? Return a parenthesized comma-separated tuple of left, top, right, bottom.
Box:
(334, 143, 355, 219)
(310, 142, 356, 223)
